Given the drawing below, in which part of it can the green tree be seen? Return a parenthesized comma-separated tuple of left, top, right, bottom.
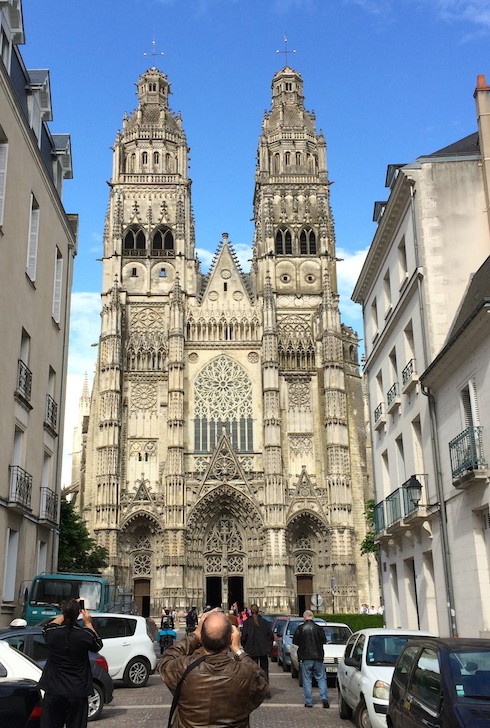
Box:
(360, 498, 377, 556)
(58, 495, 108, 573)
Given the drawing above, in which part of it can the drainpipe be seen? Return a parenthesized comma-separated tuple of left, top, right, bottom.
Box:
(408, 180, 458, 636)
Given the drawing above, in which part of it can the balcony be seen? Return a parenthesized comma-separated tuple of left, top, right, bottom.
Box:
(16, 359, 32, 404)
(44, 395, 58, 434)
(8, 465, 33, 512)
(373, 402, 386, 431)
(401, 358, 418, 395)
(377, 474, 428, 536)
(40, 486, 58, 523)
(449, 426, 488, 489)
(386, 382, 401, 414)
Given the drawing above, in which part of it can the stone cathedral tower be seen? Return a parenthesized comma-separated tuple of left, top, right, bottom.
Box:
(75, 65, 378, 616)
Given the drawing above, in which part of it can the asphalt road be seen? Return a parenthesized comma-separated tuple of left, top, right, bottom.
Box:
(96, 651, 352, 728)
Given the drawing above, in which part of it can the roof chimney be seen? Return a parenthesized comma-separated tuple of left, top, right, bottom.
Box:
(474, 73, 490, 235)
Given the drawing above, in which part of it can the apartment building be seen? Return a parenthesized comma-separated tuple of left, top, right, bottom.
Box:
(352, 76, 490, 636)
(0, 0, 77, 626)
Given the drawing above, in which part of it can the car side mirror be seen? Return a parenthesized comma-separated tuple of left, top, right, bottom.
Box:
(343, 655, 361, 668)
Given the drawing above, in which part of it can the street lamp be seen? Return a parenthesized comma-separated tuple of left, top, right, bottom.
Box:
(406, 475, 422, 506)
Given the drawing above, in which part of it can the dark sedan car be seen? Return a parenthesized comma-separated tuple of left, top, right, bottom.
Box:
(0, 626, 113, 721)
(388, 636, 490, 727)
(0, 679, 42, 727)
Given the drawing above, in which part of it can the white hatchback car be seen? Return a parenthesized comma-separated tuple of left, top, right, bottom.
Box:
(0, 640, 42, 683)
(337, 628, 435, 728)
(290, 621, 352, 682)
(88, 614, 157, 687)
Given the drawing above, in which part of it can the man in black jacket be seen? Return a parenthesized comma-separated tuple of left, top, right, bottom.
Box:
(292, 610, 330, 708)
(39, 599, 103, 728)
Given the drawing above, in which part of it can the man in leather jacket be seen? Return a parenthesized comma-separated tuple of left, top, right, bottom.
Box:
(292, 610, 330, 708)
(160, 608, 268, 727)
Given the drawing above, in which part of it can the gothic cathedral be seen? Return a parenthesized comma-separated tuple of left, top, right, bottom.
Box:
(73, 64, 377, 616)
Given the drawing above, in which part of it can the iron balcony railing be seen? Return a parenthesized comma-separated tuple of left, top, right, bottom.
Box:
(374, 501, 385, 533)
(17, 360, 32, 401)
(40, 486, 58, 522)
(45, 395, 58, 431)
(449, 426, 487, 479)
(9, 465, 33, 509)
(384, 474, 428, 528)
(402, 358, 416, 385)
(387, 382, 400, 407)
(374, 402, 384, 422)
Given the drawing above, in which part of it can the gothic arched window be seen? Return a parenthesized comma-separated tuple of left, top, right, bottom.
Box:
(275, 227, 292, 255)
(153, 151, 160, 166)
(152, 226, 174, 253)
(141, 151, 148, 166)
(194, 356, 253, 452)
(123, 226, 146, 253)
(285, 151, 291, 166)
(273, 153, 280, 174)
(299, 227, 317, 255)
(296, 151, 302, 166)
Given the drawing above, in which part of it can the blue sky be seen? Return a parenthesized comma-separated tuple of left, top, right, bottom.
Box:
(20, 0, 490, 483)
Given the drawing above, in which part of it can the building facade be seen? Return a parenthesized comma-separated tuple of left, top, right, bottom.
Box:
(0, 0, 77, 626)
(74, 65, 377, 616)
(352, 75, 490, 636)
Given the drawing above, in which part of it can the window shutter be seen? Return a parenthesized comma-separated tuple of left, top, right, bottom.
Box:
(52, 250, 63, 322)
(0, 143, 8, 225)
(26, 204, 40, 280)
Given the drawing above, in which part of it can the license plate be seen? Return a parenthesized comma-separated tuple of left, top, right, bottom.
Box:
(326, 666, 338, 672)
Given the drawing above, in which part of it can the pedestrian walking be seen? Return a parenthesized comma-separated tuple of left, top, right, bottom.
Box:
(240, 604, 273, 688)
(185, 605, 199, 634)
(292, 609, 330, 709)
(39, 599, 103, 728)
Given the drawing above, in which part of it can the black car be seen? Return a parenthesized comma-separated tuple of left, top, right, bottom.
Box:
(388, 636, 490, 727)
(0, 626, 113, 721)
(0, 679, 42, 728)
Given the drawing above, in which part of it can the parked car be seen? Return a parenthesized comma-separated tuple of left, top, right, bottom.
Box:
(337, 627, 435, 728)
(388, 636, 490, 728)
(290, 621, 352, 682)
(270, 616, 289, 661)
(0, 625, 113, 721)
(86, 613, 157, 687)
(0, 641, 42, 727)
(277, 616, 327, 671)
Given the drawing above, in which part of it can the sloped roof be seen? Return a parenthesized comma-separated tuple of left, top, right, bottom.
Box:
(448, 254, 490, 338)
(426, 131, 479, 158)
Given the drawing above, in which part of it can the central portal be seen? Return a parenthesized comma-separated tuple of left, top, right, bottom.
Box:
(205, 576, 244, 611)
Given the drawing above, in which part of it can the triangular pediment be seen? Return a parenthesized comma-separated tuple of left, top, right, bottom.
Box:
(286, 467, 326, 521)
(132, 476, 153, 503)
(199, 234, 251, 305)
(198, 432, 251, 495)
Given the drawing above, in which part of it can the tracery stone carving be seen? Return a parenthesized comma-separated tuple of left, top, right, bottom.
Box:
(132, 383, 157, 410)
(195, 356, 252, 420)
(278, 315, 315, 371)
(295, 553, 313, 574)
(211, 453, 238, 481)
(295, 533, 312, 550)
(288, 380, 311, 409)
(289, 434, 313, 455)
(206, 518, 243, 552)
(133, 553, 151, 575)
(134, 534, 151, 550)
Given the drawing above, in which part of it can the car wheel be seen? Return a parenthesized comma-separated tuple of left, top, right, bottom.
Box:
(123, 656, 150, 688)
(87, 682, 104, 721)
(354, 699, 372, 728)
(291, 662, 298, 679)
(338, 687, 352, 720)
(282, 658, 290, 672)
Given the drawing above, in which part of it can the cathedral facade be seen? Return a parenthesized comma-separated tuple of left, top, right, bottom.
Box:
(74, 65, 378, 616)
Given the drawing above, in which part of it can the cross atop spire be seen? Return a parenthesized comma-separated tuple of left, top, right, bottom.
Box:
(276, 35, 296, 67)
(144, 39, 165, 63)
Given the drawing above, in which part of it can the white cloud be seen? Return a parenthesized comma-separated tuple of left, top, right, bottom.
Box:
(61, 292, 100, 486)
(336, 245, 369, 336)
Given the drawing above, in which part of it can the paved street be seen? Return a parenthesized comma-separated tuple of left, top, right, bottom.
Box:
(98, 654, 350, 727)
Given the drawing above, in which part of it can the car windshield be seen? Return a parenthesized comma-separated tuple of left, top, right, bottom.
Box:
(367, 635, 416, 666)
(449, 648, 490, 701)
(30, 578, 102, 610)
(324, 625, 351, 644)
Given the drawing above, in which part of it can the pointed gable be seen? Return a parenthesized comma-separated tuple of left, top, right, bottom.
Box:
(199, 233, 252, 304)
(132, 476, 153, 503)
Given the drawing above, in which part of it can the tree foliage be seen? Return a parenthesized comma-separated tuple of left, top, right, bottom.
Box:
(58, 495, 108, 573)
(360, 498, 378, 556)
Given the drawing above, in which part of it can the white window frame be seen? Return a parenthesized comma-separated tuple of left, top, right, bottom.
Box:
(26, 195, 40, 281)
(3, 528, 19, 601)
(52, 247, 63, 323)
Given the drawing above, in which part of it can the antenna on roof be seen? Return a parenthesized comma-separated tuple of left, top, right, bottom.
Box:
(144, 39, 165, 63)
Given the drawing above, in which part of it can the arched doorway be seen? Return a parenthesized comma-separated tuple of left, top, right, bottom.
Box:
(204, 517, 245, 610)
